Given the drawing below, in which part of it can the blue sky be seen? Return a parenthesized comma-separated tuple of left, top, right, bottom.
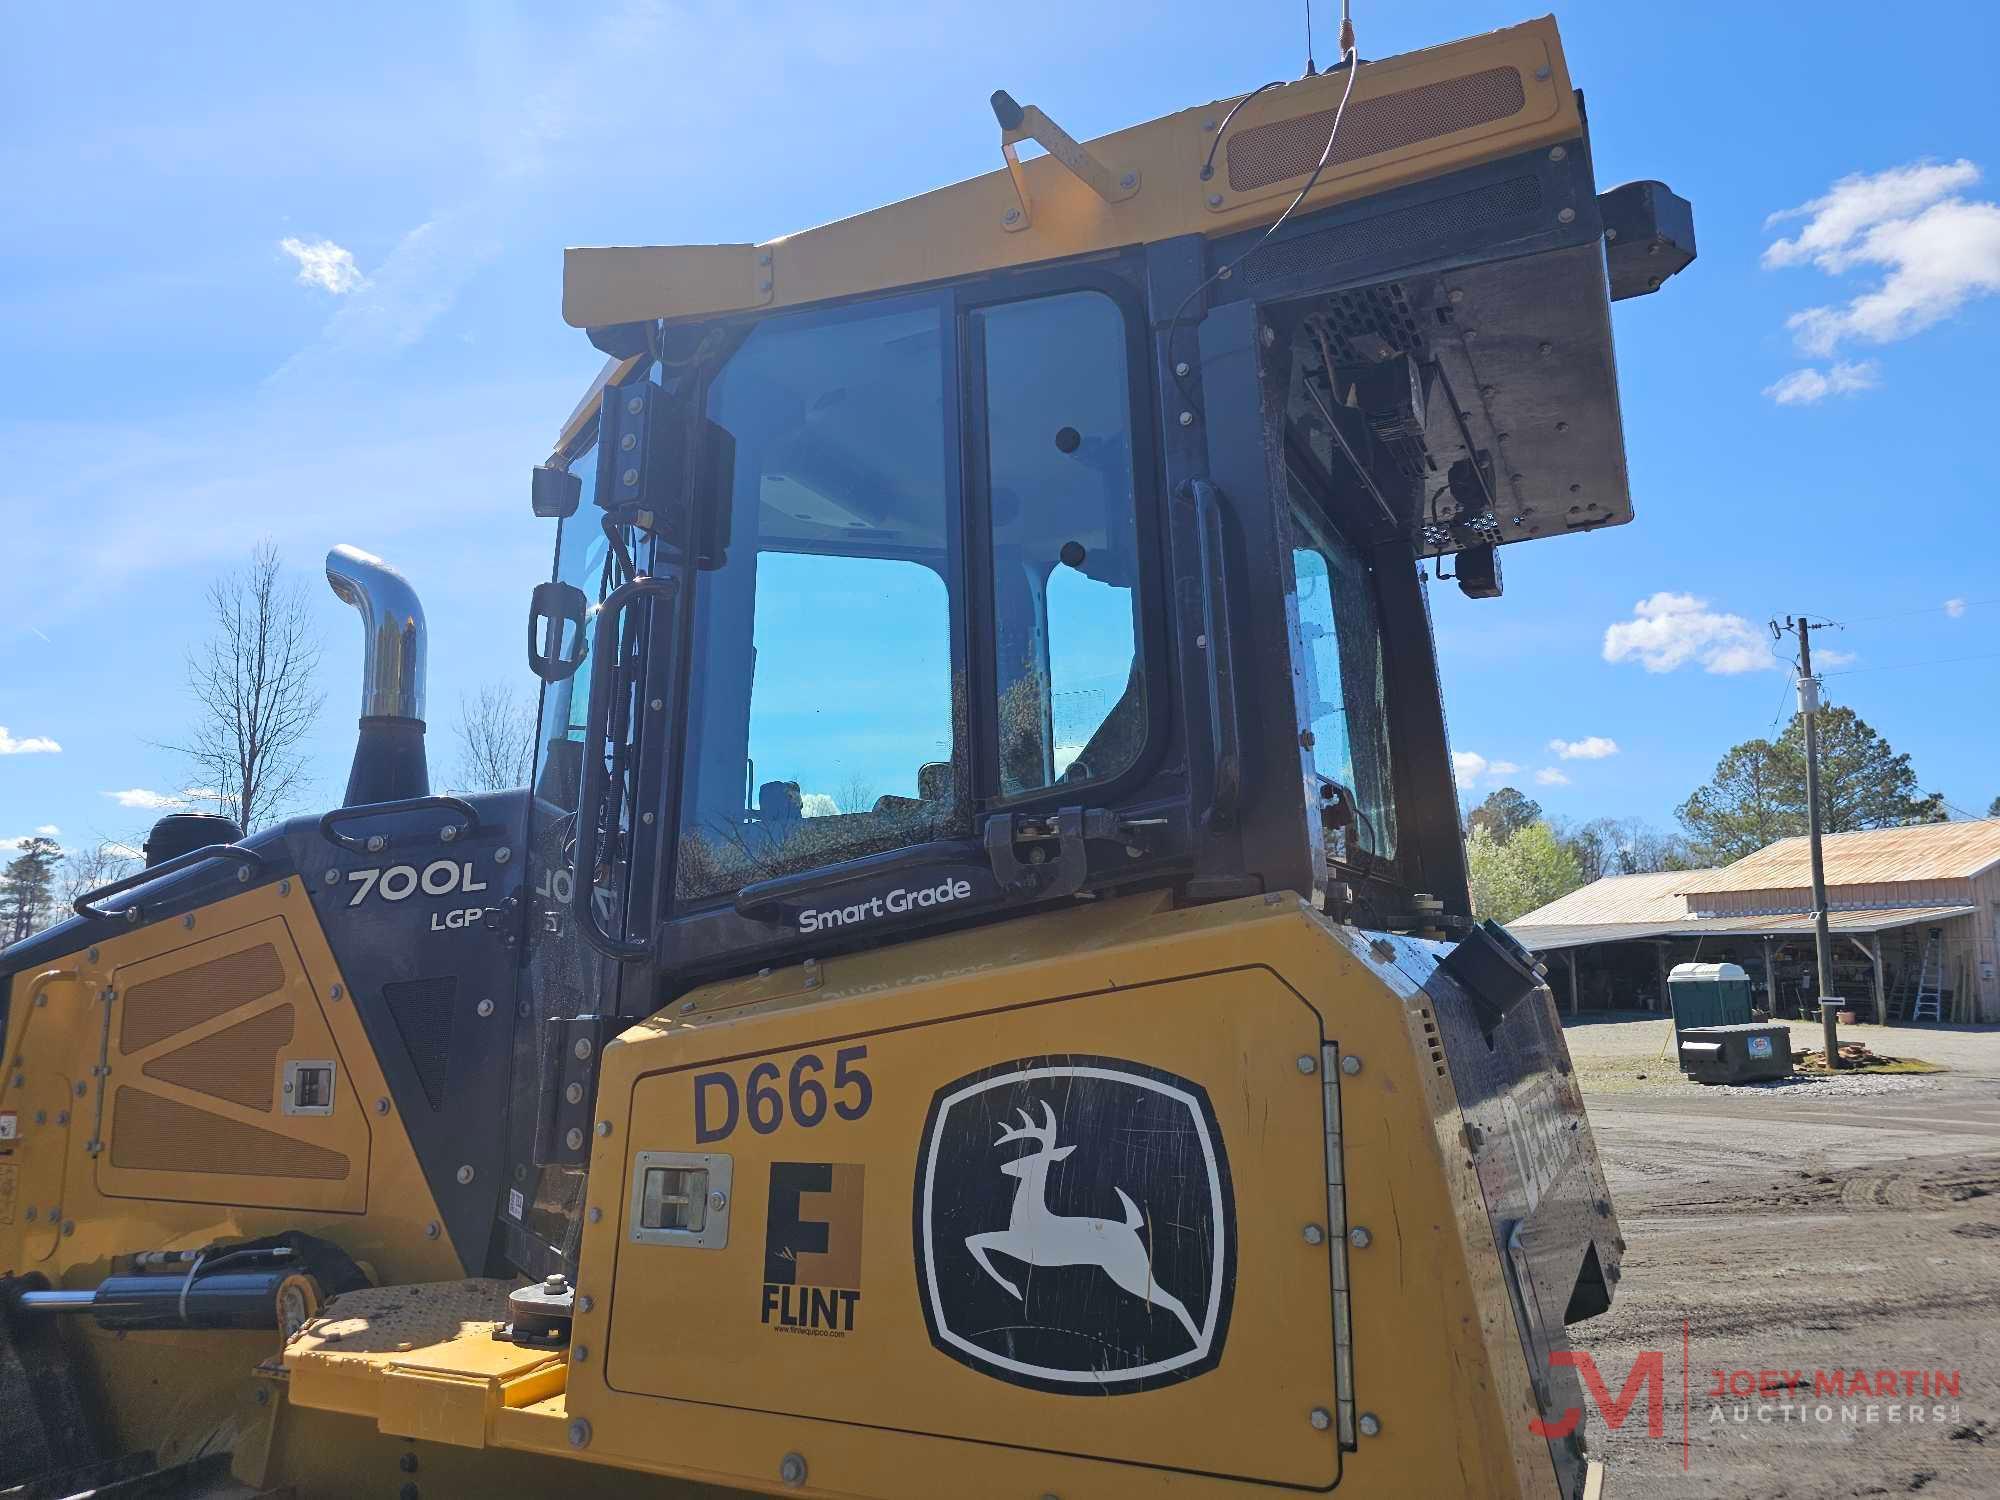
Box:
(3, 0, 1997, 864)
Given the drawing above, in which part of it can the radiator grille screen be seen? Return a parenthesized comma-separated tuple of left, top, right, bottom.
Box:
(1226, 66, 1527, 193)
(141, 1004, 294, 1111)
(121, 943, 285, 1052)
(110, 1087, 350, 1179)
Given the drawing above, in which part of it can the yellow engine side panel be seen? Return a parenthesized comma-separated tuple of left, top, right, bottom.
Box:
(0, 880, 463, 1469)
(548, 892, 1558, 1500)
(604, 967, 1334, 1486)
(96, 915, 369, 1213)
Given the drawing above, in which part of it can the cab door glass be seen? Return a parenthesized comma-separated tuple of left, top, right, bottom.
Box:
(1289, 486, 1398, 860)
(675, 299, 966, 903)
(974, 291, 1145, 797)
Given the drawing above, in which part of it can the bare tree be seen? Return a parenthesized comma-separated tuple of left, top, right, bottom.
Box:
(168, 543, 324, 832)
(452, 682, 538, 792)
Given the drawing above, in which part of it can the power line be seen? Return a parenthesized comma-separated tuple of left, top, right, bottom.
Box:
(1820, 648, 2000, 679)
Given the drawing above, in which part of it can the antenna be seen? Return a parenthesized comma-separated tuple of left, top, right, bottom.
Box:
(1304, 0, 1317, 76)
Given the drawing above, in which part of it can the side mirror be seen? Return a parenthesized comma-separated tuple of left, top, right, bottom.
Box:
(531, 464, 581, 519)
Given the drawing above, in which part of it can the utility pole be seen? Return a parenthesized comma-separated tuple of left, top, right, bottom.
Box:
(1776, 614, 1841, 1069)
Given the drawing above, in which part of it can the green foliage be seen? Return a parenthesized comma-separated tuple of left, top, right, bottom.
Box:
(2, 834, 62, 941)
(1467, 820, 1583, 925)
(1465, 786, 1542, 844)
(1989, 795, 2000, 818)
(1677, 705, 1945, 865)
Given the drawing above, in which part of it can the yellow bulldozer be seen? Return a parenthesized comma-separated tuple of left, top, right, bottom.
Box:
(1, 14, 1691, 1497)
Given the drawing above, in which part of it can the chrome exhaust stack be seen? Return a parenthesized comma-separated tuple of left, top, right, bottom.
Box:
(326, 543, 430, 807)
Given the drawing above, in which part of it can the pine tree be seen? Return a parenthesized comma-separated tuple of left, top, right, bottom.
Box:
(2, 835, 63, 942)
(1677, 706, 1945, 864)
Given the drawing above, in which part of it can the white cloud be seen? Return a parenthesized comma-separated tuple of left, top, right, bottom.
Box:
(1548, 736, 1620, 761)
(1534, 767, 1570, 787)
(1487, 760, 1519, 777)
(0, 725, 61, 754)
(1945, 597, 1967, 618)
(1763, 361, 1880, 405)
(1764, 159, 2000, 364)
(1603, 592, 1773, 675)
(1452, 751, 1488, 791)
(105, 787, 187, 810)
(1815, 647, 1858, 668)
(35, 824, 59, 836)
(279, 236, 367, 295)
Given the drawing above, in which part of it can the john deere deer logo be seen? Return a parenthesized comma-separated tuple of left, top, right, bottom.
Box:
(966, 1101, 1203, 1345)
(915, 1056, 1234, 1394)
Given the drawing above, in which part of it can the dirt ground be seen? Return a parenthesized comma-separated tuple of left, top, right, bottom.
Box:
(1563, 1014, 2000, 1497)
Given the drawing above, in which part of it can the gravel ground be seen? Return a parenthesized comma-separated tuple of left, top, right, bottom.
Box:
(1563, 1018, 2000, 1498)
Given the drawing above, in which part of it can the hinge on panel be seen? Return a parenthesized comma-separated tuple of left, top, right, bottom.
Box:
(1323, 1043, 1357, 1448)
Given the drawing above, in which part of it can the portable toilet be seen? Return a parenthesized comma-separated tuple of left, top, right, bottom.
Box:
(1668, 962, 1753, 1054)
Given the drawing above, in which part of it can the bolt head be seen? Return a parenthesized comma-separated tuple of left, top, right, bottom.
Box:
(330, 984, 344, 1001)
(1359, 1412, 1382, 1437)
(626, 395, 644, 415)
(1448, 287, 1465, 304)
(574, 1038, 593, 1060)
(588, 1206, 604, 1224)
(323, 869, 340, 887)
(1178, 411, 1194, 427)
(1309, 1407, 1332, 1431)
(1548, 144, 1566, 161)
(779, 1453, 808, 1486)
(622, 468, 639, 486)
(572, 1344, 589, 1363)
(1207, 193, 1223, 208)
(1534, 64, 1551, 80)
(1119, 170, 1138, 190)
(566, 1128, 585, 1151)
(566, 1082, 585, 1104)
(568, 1418, 591, 1449)
(477, 998, 494, 1018)
(1557, 206, 1577, 224)
(181, 914, 195, 929)
(374, 1098, 390, 1115)
(494, 845, 512, 864)
(1349, 1226, 1372, 1249)
(1174, 361, 1190, 377)
(1303, 1223, 1325, 1245)
(709, 1190, 728, 1211)
(365, 834, 386, 853)
(596, 1119, 612, 1138)
(455, 1164, 475, 1185)
(1296, 1054, 1317, 1074)
(425, 1221, 441, 1239)
(1340, 1055, 1362, 1076)
(1002, 207, 1021, 225)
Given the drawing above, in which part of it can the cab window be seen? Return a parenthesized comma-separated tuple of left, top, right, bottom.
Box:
(973, 290, 1145, 797)
(674, 298, 966, 904)
(1288, 479, 1398, 860)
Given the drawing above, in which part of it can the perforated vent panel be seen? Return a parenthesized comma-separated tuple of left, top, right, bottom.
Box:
(383, 977, 457, 1111)
(1247, 175, 1542, 288)
(110, 1087, 350, 1180)
(121, 943, 285, 1052)
(1227, 66, 1527, 193)
(141, 1004, 295, 1111)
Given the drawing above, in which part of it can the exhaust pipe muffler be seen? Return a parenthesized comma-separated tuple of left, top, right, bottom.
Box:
(326, 544, 429, 807)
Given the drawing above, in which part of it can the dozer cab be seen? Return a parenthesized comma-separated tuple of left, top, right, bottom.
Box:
(2, 15, 1692, 1498)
